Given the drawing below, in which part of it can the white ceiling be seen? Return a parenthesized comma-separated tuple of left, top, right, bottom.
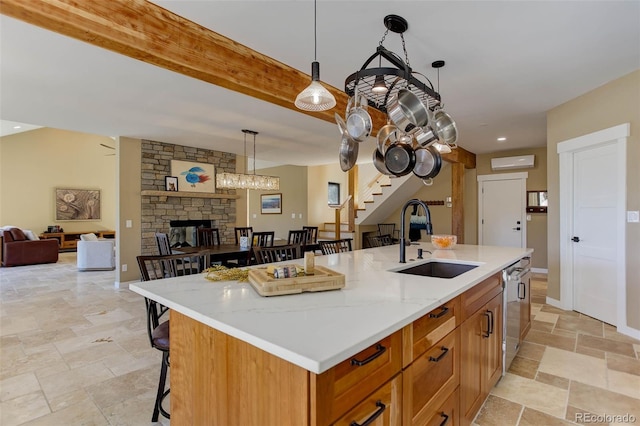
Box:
(1, 1, 638, 167)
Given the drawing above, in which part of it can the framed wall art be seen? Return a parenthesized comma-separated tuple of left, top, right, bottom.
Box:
(55, 188, 101, 221)
(260, 193, 282, 214)
(165, 176, 179, 192)
(170, 160, 215, 193)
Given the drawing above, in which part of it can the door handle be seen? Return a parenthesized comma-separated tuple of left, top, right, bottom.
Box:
(483, 312, 491, 338)
(518, 281, 525, 300)
(571, 236, 580, 242)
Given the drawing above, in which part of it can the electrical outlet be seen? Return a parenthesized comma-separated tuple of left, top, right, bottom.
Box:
(125, 220, 132, 228)
(252, 214, 257, 219)
(121, 264, 127, 272)
(299, 213, 303, 219)
(627, 211, 640, 223)
(526, 214, 531, 221)
(291, 213, 296, 219)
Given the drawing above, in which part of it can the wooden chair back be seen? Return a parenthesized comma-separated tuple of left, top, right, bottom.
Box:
(373, 234, 394, 246)
(302, 226, 318, 244)
(137, 251, 210, 281)
(155, 232, 172, 255)
(234, 227, 253, 244)
(253, 244, 302, 264)
(319, 239, 353, 255)
(288, 229, 308, 245)
(251, 231, 275, 247)
(196, 228, 220, 246)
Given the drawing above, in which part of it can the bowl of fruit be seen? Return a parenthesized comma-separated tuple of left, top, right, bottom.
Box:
(430, 234, 457, 250)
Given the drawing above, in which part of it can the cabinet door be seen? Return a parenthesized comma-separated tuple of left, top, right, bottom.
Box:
(459, 308, 485, 425)
(484, 293, 503, 392)
(333, 374, 402, 426)
(519, 275, 531, 341)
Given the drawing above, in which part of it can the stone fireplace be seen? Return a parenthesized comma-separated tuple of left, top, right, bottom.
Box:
(169, 219, 214, 248)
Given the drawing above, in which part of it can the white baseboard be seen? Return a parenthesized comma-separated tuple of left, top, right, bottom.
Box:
(616, 324, 640, 340)
(531, 267, 548, 274)
(545, 296, 563, 309)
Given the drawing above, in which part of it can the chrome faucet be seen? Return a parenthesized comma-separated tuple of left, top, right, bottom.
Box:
(400, 199, 433, 263)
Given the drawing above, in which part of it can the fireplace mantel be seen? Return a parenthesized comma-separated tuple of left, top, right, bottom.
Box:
(141, 190, 239, 200)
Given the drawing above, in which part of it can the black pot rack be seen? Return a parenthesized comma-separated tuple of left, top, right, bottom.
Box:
(344, 15, 442, 114)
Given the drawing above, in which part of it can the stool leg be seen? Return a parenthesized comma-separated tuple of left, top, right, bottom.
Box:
(152, 351, 170, 421)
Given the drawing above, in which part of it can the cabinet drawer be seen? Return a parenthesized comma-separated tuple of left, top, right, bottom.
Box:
(312, 330, 403, 425)
(333, 374, 402, 426)
(404, 296, 460, 365)
(403, 328, 460, 426)
(423, 387, 459, 426)
(460, 273, 502, 321)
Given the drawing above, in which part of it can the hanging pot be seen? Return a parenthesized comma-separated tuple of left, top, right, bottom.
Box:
(430, 108, 458, 147)
(384, 133, 415, 176)
(339, 135, 358, 172)
(414, 127, 439, 147)
(373, 148, 393, 176)
(413, 146, 442, 180)
(386, 89, 430, 134)
(345, 95, 372, 142)
(377, 124, 399, 156)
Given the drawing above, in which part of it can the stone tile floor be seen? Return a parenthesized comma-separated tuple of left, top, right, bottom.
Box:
(1, 254, 638, 425)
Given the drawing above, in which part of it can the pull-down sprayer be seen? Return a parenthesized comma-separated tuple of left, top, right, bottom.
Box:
(399, 199, 433, 263)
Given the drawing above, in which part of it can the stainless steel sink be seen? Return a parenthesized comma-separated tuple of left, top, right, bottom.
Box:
(393, 261, 478, 279)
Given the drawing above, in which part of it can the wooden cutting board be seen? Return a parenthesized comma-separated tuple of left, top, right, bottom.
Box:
(248, 265, 345, 296)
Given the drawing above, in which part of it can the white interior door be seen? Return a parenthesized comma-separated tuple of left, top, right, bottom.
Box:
(558, 123, 627, 331)
(572, 144, 619, 325)
(478, 173, 527, 248)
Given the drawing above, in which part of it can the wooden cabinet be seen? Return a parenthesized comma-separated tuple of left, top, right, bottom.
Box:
(460, 291, 503, 426)
(312, 331, 403, 425)
(403, 328, 460, 426)
(333, 374, 402, 426)
(39, 230, 115, 250)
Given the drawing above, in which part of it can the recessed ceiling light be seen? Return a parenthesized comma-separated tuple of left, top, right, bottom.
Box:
(13, 125, 22, 129)
(497, 137, 507, 141)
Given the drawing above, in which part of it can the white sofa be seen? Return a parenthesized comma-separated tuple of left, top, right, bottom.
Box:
(77, 233, 115, 271)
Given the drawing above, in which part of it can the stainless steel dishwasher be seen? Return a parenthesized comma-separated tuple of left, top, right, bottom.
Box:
(502, 256, 531, 375)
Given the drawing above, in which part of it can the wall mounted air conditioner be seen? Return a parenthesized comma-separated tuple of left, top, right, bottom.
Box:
(491, 154, 535, 170)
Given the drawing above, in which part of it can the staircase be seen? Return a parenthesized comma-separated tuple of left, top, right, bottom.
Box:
(318, 222, 354, 240)
(354, 172, 425, 226)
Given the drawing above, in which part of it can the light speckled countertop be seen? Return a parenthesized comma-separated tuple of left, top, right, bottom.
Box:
(130, 243, 532, 373)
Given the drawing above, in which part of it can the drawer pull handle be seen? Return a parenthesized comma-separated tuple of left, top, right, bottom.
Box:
(350, 400, 386, 426)
(439, 412, 450, 426)
(483, 312, 491, 338)
(351, 344, 386, 366)
(428, 306, 449, 319)
(488, 310, 494, 335)
(429, 346, 449, 362)
(518, 281, 526, 300)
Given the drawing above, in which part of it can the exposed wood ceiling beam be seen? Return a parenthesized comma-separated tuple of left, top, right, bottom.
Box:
(0, 0, 475, 168)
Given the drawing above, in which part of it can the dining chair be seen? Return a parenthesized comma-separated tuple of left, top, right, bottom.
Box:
(377, 223, 400, 243)
(253, 244, 302, 264)
(251, 231, 275, 248)
(319, 238, 353, 255)
(302, 226, 318, 244)
(367, 235, 383, 248)
(373, 234, 394, 247)
(196, 227, 220, 246)
(234, 227, 253, 244)
(155, 232, 172, 255)
(136, 250, 209, 422)
(288, 229, 308, 246)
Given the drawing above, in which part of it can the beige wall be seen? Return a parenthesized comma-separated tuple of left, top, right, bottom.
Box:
(547, 69, 639, 330)
(475, 147, 548, 270)
(116, 137, 142, 283)
(307, 163, 349, 227)
(248, 165, 308, 241)
(0, 128, 116, 233)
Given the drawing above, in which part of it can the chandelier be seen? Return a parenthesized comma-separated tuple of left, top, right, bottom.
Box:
(216, 130, 280, 191)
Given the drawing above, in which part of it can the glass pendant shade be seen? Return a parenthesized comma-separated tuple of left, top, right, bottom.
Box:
(295, 62, 336, 111)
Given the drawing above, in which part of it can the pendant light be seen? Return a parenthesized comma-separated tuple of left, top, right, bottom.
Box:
(294, 0, 336, 112)
(216, 130, 280, 191)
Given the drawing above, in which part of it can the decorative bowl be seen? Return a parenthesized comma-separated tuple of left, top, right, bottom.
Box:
(431, 234, 457, 250)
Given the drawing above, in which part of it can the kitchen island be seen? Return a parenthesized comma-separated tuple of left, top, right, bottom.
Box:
(131, 243, 532, 425)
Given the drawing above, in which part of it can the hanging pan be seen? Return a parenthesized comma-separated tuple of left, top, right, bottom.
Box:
(383, 133, 415, 177)
(373, 148, 394, 176)
(339, 135, 359, 172)
(413, 145, 442, 179)
(386, 89, 430, 134)
(346, 94, 372, 142)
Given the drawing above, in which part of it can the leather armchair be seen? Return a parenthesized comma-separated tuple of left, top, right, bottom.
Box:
(1, 227, 59, 267)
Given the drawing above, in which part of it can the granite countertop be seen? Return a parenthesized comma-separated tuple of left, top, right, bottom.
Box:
(130, 243, 532, 374)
